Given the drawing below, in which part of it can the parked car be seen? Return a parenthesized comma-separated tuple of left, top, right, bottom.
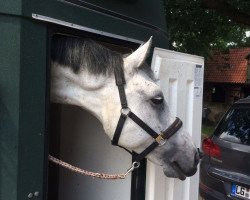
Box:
(200, 96, 250, 200)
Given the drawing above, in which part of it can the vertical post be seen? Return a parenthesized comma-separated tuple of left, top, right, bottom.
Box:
(0, 16, 47, 200)
(131, 154, 147, 200)
(47, 104, 62, 200)
(246, 55, 250, 83)
(0, 15, 21, 200)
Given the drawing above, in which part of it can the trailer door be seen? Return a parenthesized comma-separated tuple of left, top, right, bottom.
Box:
(146, 48, 204, 200)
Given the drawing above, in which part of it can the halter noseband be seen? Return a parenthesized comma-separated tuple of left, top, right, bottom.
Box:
(111, 67, 183, 162)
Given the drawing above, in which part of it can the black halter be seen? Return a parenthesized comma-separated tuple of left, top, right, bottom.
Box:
(111, 67, 183, 162)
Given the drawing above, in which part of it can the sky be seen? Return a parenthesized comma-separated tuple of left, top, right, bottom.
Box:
(246, 31, 250, 37)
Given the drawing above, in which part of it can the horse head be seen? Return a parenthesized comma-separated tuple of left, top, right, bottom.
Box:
(51, 35, 199, 180)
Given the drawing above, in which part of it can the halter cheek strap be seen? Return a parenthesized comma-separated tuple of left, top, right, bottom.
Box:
(112, 67, 183, 162)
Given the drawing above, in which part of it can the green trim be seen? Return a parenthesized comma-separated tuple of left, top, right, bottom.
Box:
(0, 16, 47, 200)
(0, 15, 21, 200)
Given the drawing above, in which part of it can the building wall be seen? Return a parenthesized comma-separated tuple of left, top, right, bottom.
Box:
(203, 83, 245, 124)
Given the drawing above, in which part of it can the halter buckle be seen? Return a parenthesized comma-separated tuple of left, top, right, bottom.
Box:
(155, 134, 166, 146)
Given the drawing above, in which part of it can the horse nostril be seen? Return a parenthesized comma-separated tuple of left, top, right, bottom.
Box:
(194, 150, 200, 165)
(197, 148, 204, 159)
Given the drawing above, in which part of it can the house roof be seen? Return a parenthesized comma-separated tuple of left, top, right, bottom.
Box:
(205, 48, 250, 84)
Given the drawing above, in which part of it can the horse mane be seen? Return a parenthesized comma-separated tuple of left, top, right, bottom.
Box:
(51, 34, 124, 75)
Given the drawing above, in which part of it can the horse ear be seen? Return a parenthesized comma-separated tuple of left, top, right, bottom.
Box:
(124, 37, 152, 70)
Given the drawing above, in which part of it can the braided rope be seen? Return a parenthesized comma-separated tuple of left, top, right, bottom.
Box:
(49, 155, 127, 180)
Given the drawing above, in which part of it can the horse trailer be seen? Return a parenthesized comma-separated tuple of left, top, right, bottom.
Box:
(0, 1, 204, 200)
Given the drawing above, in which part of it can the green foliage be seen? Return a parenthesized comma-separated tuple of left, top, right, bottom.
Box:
(202, 125, 215, 136)
(165, 0, 250, 57)
(226, 0, 250, 14)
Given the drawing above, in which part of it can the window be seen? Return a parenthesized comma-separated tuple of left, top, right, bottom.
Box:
(212, 85, 226, 103)
(214, 106, 250, 145)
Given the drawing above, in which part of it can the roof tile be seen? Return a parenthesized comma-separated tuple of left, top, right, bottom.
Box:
(205, 48, 250, 83)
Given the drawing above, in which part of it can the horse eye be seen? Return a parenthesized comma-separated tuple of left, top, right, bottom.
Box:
(151, 95, 164, 105)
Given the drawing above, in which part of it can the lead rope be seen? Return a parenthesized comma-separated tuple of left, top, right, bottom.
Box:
(48, 154, 140, 180)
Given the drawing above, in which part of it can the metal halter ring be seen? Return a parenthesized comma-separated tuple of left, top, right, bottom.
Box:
(120, 107, 131, 116)
(132, 161, 140, 169)
(125, 161, 141, 176)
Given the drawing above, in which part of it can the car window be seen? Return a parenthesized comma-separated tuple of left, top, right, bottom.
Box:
(214, 107, 250, 145)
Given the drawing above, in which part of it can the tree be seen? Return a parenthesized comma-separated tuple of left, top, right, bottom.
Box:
(165, 0, 250, 57)
(202, 0, 250, 27)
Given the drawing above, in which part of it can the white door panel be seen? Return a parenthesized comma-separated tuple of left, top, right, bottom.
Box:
(146, 48, 204, 200)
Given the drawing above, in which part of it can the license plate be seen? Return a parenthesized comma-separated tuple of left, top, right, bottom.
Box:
(231, 184, 250, 199)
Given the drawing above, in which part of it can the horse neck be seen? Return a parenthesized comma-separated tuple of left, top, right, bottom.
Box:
(50, 62, 106, 121)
